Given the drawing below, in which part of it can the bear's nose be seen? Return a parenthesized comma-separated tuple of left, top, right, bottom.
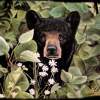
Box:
(47, 45, 57, 56)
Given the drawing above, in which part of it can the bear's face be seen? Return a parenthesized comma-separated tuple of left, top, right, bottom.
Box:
(41, 31, 61, 59)
(26, 10, 80, 65)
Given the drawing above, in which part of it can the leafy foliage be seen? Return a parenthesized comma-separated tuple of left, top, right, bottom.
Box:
(4, 67, 29, 97)
(14, 40, 37, 61)
(0, 1, 100, 99)
(0, 36, 10, 56)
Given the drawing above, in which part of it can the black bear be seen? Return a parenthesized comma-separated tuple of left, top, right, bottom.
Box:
(25, 10, 80, 85)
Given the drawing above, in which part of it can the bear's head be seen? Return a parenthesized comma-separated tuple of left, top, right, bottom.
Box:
(26, 10, 80, 69)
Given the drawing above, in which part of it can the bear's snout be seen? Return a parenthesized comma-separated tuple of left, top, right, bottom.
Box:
(47, 44, 57, 57)
(44, 43, 61, 59)
(43, 32, 61, 59)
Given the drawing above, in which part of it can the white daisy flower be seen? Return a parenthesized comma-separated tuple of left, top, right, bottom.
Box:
(38, 62, 44, 67)
(29, 89, 35, 95)
(39, 72, 48, 77)
(22, 65, 28, 71)
(44, 90, 50, 95)
(0, 94, 5, 98)
(48, 78, 55, 85)
(17, 63, 22, 67)
(42, 65, 49, 71)
(51, 67, 58, 73)
(11, 92, 17, 98)
(31, 80, 36, 85)
(49, 59, 57, 67)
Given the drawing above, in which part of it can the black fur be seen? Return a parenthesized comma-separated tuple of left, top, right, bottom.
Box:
(26, 10, 80, 69)
(25, 10, 80, 86)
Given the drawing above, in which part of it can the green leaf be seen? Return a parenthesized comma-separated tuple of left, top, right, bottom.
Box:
(4, 31, 17, 47)
(5, 67, 22, 92)
(14, 40, 37, 60)
(78, 48, 90, 60)
(50, 93, 57, 99)
(86, 27, 100, 36)
(39, 2, 50, 10)
(81, 11, 93, 21)
(89, 44, 100, 57)
(50, 86, 68, 99)
(16, 73, 29, 91)
(67, 90, 83, 98)
(97, 80, 100, 87)
(71, 76, 87, 85)
(79, 43, 100, 60)
(63, 3, 80, 12)
(93, 14, 100, 30)
(63, 3, 89, 13)
(69, 67, 82, 76)
(67, 92, 76, 98)
(78, 43, 91, 60)
(48, 1, 61, 9)
(0, 65, 8, 78)
(40, 10, 50, 18)
(63, 3, 92, 21)
(4, 67, 29, 95)
(69, 84, 79, 91)
(75, 32, 86, 44)
(61, 70, 72, 82)
(19, 29, 34, 44)
(17, 10, 26, 21)
(49, 6, 65, 18)
(0, 20, 11, 31)
(51, 83, 61, 93)
(11, 18, 21, 34)
(80, 85, 92, 96)
(85, 57, 99, 67)
(93, 23, 100, 30)
(73, 55, 85, 74)
(0, 36, 9, 56)
(20, 50, 40, 62)
(88, 73, 100, 81)
(15, 91, 33, 99)
(11, 9, 17, 18)
(31, 5, 40, 12)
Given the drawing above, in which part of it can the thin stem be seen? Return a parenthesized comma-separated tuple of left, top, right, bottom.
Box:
(33, 62, 39, 98)
(0, 83, 4, 94)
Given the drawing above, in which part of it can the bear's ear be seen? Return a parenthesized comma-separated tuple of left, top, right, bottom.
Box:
(65, 11, 80, 36)
(26, 10, 40, 30)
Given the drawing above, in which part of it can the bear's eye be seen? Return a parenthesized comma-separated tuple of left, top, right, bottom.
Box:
(59, 36, 63, 41)
(59, 34, 66, 44)
(59, 34, 63, 41)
